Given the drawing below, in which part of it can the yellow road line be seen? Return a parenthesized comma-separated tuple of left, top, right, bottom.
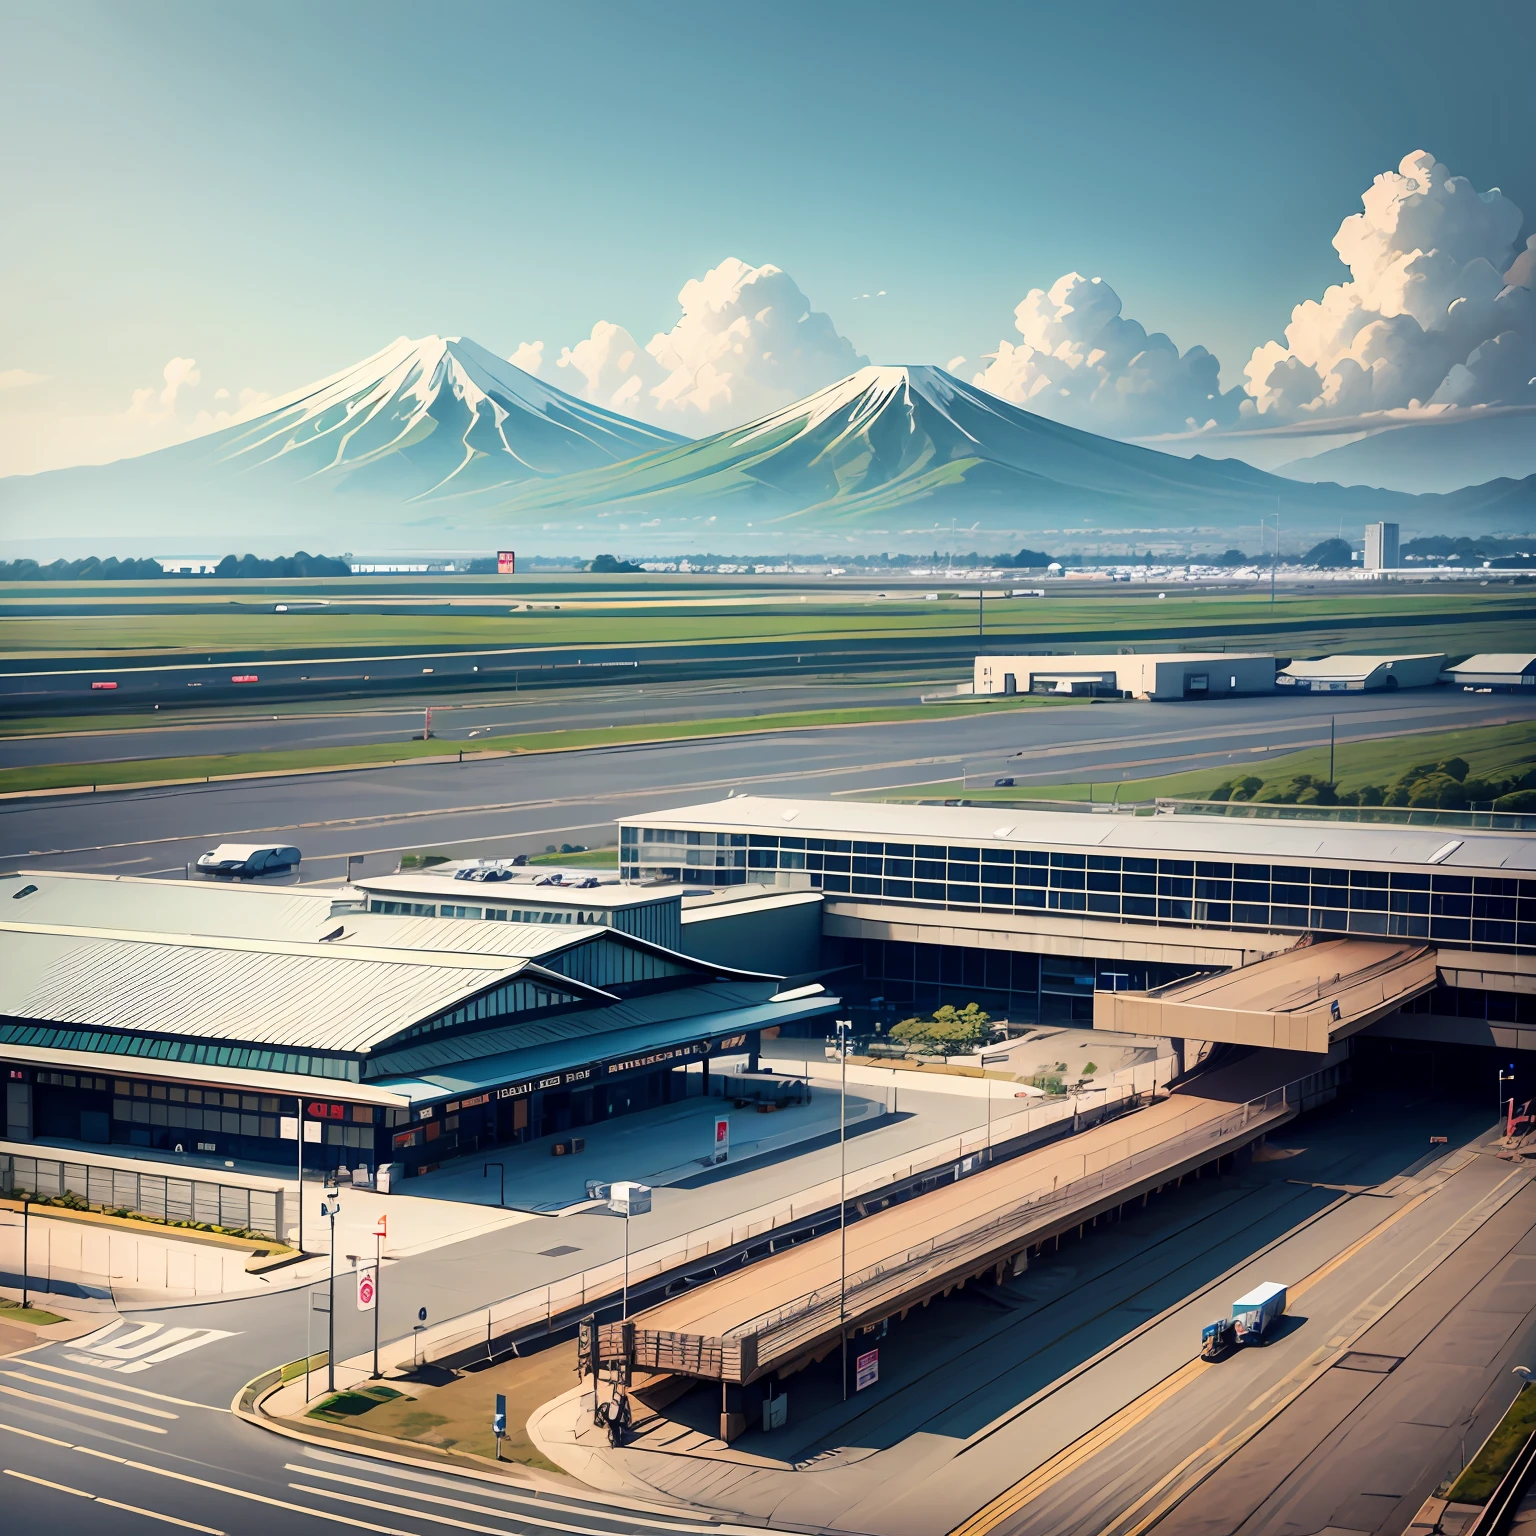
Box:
(0, 1369, 180, 1418)
(16, 1358, 230, 1410)
(0, 1380, 168, 1432)
(4, 1465, 225, 1533)
(948, 1180, 1444, 1536)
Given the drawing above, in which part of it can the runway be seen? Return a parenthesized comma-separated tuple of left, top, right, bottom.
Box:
(2, 688, 1528, 881)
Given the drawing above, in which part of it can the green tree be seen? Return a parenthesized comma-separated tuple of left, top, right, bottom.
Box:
(890, 1002, 994, 1051)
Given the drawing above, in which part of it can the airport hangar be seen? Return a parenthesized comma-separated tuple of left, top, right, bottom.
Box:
(0, 872, 838, 1179)
(620, 798, 1536, 1061)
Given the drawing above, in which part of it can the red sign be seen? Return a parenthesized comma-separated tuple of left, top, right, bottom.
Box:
(855, 1348, 879, 1390)
(497, 550, 516, 575)
(91, 681, 118, 691)
(357, 1265, 376, 1312)
(307, 1101, 346, 1120)
(231, 674, 258, 683)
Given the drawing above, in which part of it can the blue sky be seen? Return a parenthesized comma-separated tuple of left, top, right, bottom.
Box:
(2, 0, 1533, 473)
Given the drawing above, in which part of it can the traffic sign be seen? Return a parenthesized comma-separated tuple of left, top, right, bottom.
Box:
(493, 1393, 507, 1437)
(357, 1265, 377, 1312)
(855, 1348, 879, 1391)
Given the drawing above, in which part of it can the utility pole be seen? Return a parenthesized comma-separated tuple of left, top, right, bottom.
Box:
(977, 587, 983, 640)
(322, 1181, 341, 1393)
(1329, 716, 1336, 785)
(371, 1215, 386, 1380)
(19, 1193, 29, 1309)
(835, 1017, 853, 1400)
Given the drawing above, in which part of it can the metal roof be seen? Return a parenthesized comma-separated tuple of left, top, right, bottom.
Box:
(4, 871, 340, 942)
(0, 921, 575, 1055)
(1445, 654, 1536, 674)
(375, 992, 840, 1105)
(366, 979, 779, 1078)
(1279, 653, 1443, 680)
(356, 872, 674, 909)
(622, 795, 1536, 874)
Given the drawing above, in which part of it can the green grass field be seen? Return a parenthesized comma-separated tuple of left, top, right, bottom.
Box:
(0, 693, 1079, 795)
(6, 586, 1535, 659)
(875, 718, 1536, 806)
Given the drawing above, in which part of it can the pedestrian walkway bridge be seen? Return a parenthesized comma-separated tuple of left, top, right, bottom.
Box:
(598, 1052, 1337, 1401)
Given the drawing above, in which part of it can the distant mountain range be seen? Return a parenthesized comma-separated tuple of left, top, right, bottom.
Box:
(3, 340, 1533, 553)
(1275, 407, 1536, 494)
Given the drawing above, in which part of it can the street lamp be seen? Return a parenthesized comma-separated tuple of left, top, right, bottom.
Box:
(321, 1181, 341, 1392)
(835, 1017, 853, 1401)
(609, 1182, 651, 1322)
(19, 1192, 30, 1309)
(1499, 1065, 1516, 1134)
(980, 1049, 1011, 1159)
(369, 1215, 386, 1380)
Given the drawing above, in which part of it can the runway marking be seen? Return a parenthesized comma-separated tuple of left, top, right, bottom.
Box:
(16, 1358, 230, 1410)
(0, 1380, 169, 1431)
(0, 1369, 180, 1417)
(4, 1466, 227, 1533)
(945, 1166, 1507, 1536)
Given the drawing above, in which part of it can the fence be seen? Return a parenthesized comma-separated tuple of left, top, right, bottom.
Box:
(396, 1053, 1178, 1374)
(0, 1151, 284, 1240)
(1156, 798, 1536, 832)
(723, 1086, 1290, 1350)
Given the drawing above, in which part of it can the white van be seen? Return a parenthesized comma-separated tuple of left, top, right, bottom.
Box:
(196, 844, 302, 878)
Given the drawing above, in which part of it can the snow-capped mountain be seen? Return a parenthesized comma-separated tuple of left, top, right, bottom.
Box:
(0, 335, 684, 543)
(476, 363, 1536, 538)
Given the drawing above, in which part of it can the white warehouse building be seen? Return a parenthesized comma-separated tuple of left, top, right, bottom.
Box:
(975, 652, 1276, 701)
(1277, 653, 1446, 693)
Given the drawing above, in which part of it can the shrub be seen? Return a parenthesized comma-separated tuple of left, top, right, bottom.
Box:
(889, 1002, 994, 1051)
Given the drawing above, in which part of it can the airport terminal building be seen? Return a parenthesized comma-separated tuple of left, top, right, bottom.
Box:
(0, 872, 837, 1178)
(620, 798, 1536, 1055)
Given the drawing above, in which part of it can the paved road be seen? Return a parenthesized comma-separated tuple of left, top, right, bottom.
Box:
(2, 689, 1529, 881)
(0, 674, 946, 769)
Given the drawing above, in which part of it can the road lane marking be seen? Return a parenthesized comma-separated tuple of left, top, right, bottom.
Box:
(289, 1482, 508, 1534)
(16, 1358, 229, 1410)
(0, 1381, 168, 1431)
(946, 1176, 1454, 1536)
(67, 1319, 239, 1373)
(0, 1370, 179, 1417)
(4, 1469, 89, 1496)
(4, 1466, 226, 1533)
(60, 1443, 421, 1533)
(289, 1463, 674, 1535)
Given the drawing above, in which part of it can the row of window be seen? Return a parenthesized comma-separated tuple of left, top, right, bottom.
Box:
(0, 1023, 361, 1079)
(398, 977, 574, 1043)
(368, 899, 606, 926)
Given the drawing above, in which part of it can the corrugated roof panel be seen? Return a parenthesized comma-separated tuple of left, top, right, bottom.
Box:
(0, 926, 535, 1055)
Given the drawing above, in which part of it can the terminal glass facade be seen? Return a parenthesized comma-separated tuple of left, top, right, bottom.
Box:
(622, 825, 1536, 954)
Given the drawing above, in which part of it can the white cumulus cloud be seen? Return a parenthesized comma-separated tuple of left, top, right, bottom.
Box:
(516, 258, 865, 429)
(0, 368, 47, 390)
(1243, 150, 1536, 420)
(972, 272, 1241, 436)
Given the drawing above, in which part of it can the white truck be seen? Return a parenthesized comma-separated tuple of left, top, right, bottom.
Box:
(1201, 1280, 1287, 1358)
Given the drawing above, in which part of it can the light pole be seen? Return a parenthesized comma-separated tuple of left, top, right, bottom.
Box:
(835, 1017, 853, 1400)
(1499, 1065, 1516, 1134)
(981, 1049, 1010, 1159)
(322, 1181, 341, 1392)
(371, 1215, 386, 1379)
(19, 1192, 30, 1309)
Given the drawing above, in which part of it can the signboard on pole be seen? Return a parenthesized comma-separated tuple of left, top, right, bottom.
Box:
(357, 1264, 377, 1312)
(497, 550, 516, 575)
(493, 1393, 507, 1437)
(855, 1348, 879, 1391)
(713, 1116, 730, 1165)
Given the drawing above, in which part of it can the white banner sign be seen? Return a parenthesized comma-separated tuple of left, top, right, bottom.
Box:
(357, 1264, 377, 1312)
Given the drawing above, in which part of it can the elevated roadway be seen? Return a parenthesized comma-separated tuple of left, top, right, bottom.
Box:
(599, 1052, 1336, 1424)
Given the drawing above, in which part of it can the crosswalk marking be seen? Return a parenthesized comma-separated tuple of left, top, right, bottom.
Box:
(0, 1370, 179, 1418)
(4, 1466, 226, 1533)
(290, 1464, 625, 1535)
(67, 1319, 238, 1374)
(291, 1481, 508, 1534)
(21, 1357, 229, 1410)
(0, 1381, 168, 1432)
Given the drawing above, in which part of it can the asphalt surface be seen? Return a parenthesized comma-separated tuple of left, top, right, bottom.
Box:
(2, 688, 1530, 881)
(0, 674, 948, 769)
